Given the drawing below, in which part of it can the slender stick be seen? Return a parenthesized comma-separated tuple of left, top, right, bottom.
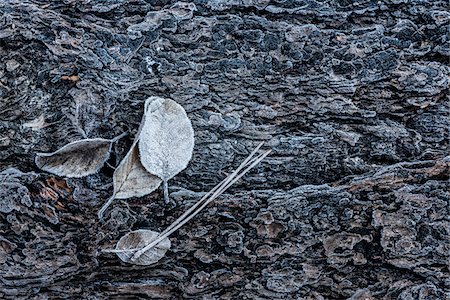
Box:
(183, 151, 271, 228)
(158, 142, 264, 237)
(101, 168, 246, 254)
(103, 167, 251, 254)
(131, 148, 270, 261)
(214, 151, 271, 201)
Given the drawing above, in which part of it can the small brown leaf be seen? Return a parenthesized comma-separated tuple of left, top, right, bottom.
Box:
(97, 108, 162, 218)
(97, 144, 162, 219)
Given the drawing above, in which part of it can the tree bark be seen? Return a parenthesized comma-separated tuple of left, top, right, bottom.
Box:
(0, 0, 449, 299)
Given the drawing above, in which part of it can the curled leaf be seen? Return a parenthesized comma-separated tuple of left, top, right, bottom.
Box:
(35, 133, 126, 178)
(97, 144, 162, 219)
(115, 229, 171, 266)
(138, 97, 195, 203)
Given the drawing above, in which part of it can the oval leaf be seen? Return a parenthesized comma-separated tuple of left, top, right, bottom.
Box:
(115, 229, 171, 266)
(138, 97, 194, 200)
(35, 138, 113, 178)
(114, 144, 162, 199)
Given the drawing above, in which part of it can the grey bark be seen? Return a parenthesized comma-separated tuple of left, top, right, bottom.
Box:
(0, 0, 449, 299)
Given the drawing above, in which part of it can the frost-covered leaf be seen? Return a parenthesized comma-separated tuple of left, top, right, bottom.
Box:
(97, 110, 162, 218)
(35, 133, 126, 178)
(115, 229, 171, 266)
(138, 97, 194, 203)
(114, 145, 162, 199)
(97, 144, 162, 219)
(115, 108, 161, 199)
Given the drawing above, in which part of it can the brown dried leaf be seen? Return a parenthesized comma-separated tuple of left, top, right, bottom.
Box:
(97, 109, 162, 219)
(97, 144, 162, 219)
(61, 75, 80, 82)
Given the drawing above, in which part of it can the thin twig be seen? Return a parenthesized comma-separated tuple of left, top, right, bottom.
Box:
(126, 37, 146, 64)
(158, 142, 264, 237)
(179, 150, 271, 231)
(110, 169, 244, 255)
(130, 146, 270, 261)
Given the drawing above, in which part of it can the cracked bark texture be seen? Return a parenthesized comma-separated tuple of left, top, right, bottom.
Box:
(0, 0, 449, 299)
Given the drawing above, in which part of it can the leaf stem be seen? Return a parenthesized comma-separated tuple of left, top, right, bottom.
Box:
(98, 194, 116, 219)
(111, 131, 128, 143)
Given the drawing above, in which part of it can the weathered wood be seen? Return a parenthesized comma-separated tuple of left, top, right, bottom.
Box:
(0, 0, 449, 299)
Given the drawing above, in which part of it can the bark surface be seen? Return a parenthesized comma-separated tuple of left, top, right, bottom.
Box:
(0, 0, 449, 299)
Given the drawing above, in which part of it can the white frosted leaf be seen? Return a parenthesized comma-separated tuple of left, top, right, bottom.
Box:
(35, 138, 113, 178)
(138, 97, 194, 202)
(114, 144, 162, 199)
(115, 229, 171, 266)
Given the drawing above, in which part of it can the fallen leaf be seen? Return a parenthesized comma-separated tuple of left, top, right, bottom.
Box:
(35, 133, 126, 178)
(97, 144, 162, 219)
(138, 97, 194, 203)
(97, 107, 163, 219)
(115, 229, 171, 266)
(114, 145, 162, 199)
